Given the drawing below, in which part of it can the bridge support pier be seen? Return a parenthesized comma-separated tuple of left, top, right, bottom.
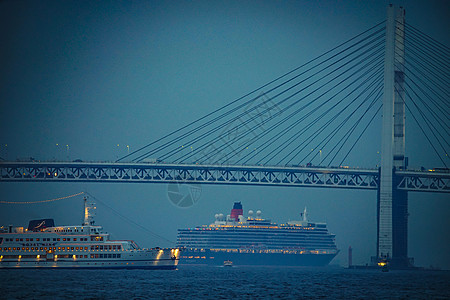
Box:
(376, 171, 411, 268)
(392, 177, 410, 267)
(377, 5, 412, 268)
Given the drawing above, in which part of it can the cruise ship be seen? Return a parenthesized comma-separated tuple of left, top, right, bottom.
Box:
(177, 202, 338, 266)
(0, 197, 180, 269)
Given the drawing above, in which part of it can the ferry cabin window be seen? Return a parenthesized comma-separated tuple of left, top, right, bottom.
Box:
(90, 254, 121, 259)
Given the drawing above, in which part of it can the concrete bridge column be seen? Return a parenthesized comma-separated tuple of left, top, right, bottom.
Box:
(378, 5, 409, 268)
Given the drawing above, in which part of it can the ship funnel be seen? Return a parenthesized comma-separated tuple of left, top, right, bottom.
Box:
(230, 202, 243, 221)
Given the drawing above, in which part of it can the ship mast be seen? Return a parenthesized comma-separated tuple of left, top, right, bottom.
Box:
(83, 196, 96, 226)
(302, 207, 308, 222)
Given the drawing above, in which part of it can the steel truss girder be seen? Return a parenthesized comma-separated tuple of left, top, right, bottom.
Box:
(1, 162, 378, 190)
(396, 171, 450, 193)
(1, 162, 448, 192)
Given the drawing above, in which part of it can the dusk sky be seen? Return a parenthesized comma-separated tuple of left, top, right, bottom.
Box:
(1, 0, 449, 269)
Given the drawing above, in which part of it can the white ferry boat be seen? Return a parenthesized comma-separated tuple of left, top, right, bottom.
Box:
(0, 197, 180, 269)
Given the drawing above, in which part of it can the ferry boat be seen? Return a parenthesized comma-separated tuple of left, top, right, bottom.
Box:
(0, 197, 180, 269)
(177, 202, 338, 266)
(223, 260, 233, 267)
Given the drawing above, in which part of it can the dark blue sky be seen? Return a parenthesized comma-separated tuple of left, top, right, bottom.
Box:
(1, 0, 449, 268)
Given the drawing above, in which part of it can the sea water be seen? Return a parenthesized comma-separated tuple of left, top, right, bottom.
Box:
(1, 266, 449, 299)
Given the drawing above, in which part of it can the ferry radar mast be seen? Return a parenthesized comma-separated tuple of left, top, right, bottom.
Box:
(83, 196, 96, 226)
(302, 207, 308, 222)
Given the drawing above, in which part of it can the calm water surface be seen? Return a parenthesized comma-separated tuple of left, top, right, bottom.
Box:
(1, 266, 449, 299)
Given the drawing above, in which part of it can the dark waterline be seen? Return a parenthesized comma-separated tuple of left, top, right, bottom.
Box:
(2, 266, 449, 299)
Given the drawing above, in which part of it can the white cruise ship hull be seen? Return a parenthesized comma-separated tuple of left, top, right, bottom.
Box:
(0, 249, 179, 269)
(180, 249, 338, 266)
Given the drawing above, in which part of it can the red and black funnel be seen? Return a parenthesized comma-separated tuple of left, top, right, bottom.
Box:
(230, 202, 243, 221)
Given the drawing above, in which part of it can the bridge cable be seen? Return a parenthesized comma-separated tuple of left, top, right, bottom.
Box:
(325, 89, 383, 166)
(401, 84, 450, 151)
(402, 70, 450, 132)
(118, 22, 386, 163)
(136, 29, 386, 163)
(397, 86, 449, 168)
(403, 51, 450, 109)
(405, 22, 450, 56)
(220, 51, 385, 165)
(296, 79, 383, 166)
(237, 68, 384, 165)
(178, 39, 385, 165)
(403, 44, 450, 96)
(339, 103, 383, 166)
(403, 60, 450, 114)
(273, 63, 384, 166)
(266, 66, 384, 166)
(396, 24, 450, 113)
(312, 81, 384, 166)
(399, 22, 450, 76)
(201, 45, 386, 162)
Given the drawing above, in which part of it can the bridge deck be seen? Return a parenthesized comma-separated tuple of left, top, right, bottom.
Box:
(1, 162, 448, 192)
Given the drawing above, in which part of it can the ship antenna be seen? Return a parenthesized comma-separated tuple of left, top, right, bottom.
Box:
(303, 207, 308, 222)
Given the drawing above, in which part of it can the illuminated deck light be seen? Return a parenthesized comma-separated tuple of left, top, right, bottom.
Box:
(378, 261, 387, 267)
(171, 248, 180, 259)
(155, 250, 164, 262)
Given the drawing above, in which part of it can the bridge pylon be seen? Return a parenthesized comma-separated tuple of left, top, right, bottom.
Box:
(377, 4, 411, 268)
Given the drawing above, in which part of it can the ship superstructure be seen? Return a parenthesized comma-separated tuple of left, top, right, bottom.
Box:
(177, 202, 338, 266)
(0, 197, 180, 269)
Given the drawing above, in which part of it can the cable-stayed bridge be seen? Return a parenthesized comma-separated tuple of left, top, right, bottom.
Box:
(0, 6, 449, 267)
